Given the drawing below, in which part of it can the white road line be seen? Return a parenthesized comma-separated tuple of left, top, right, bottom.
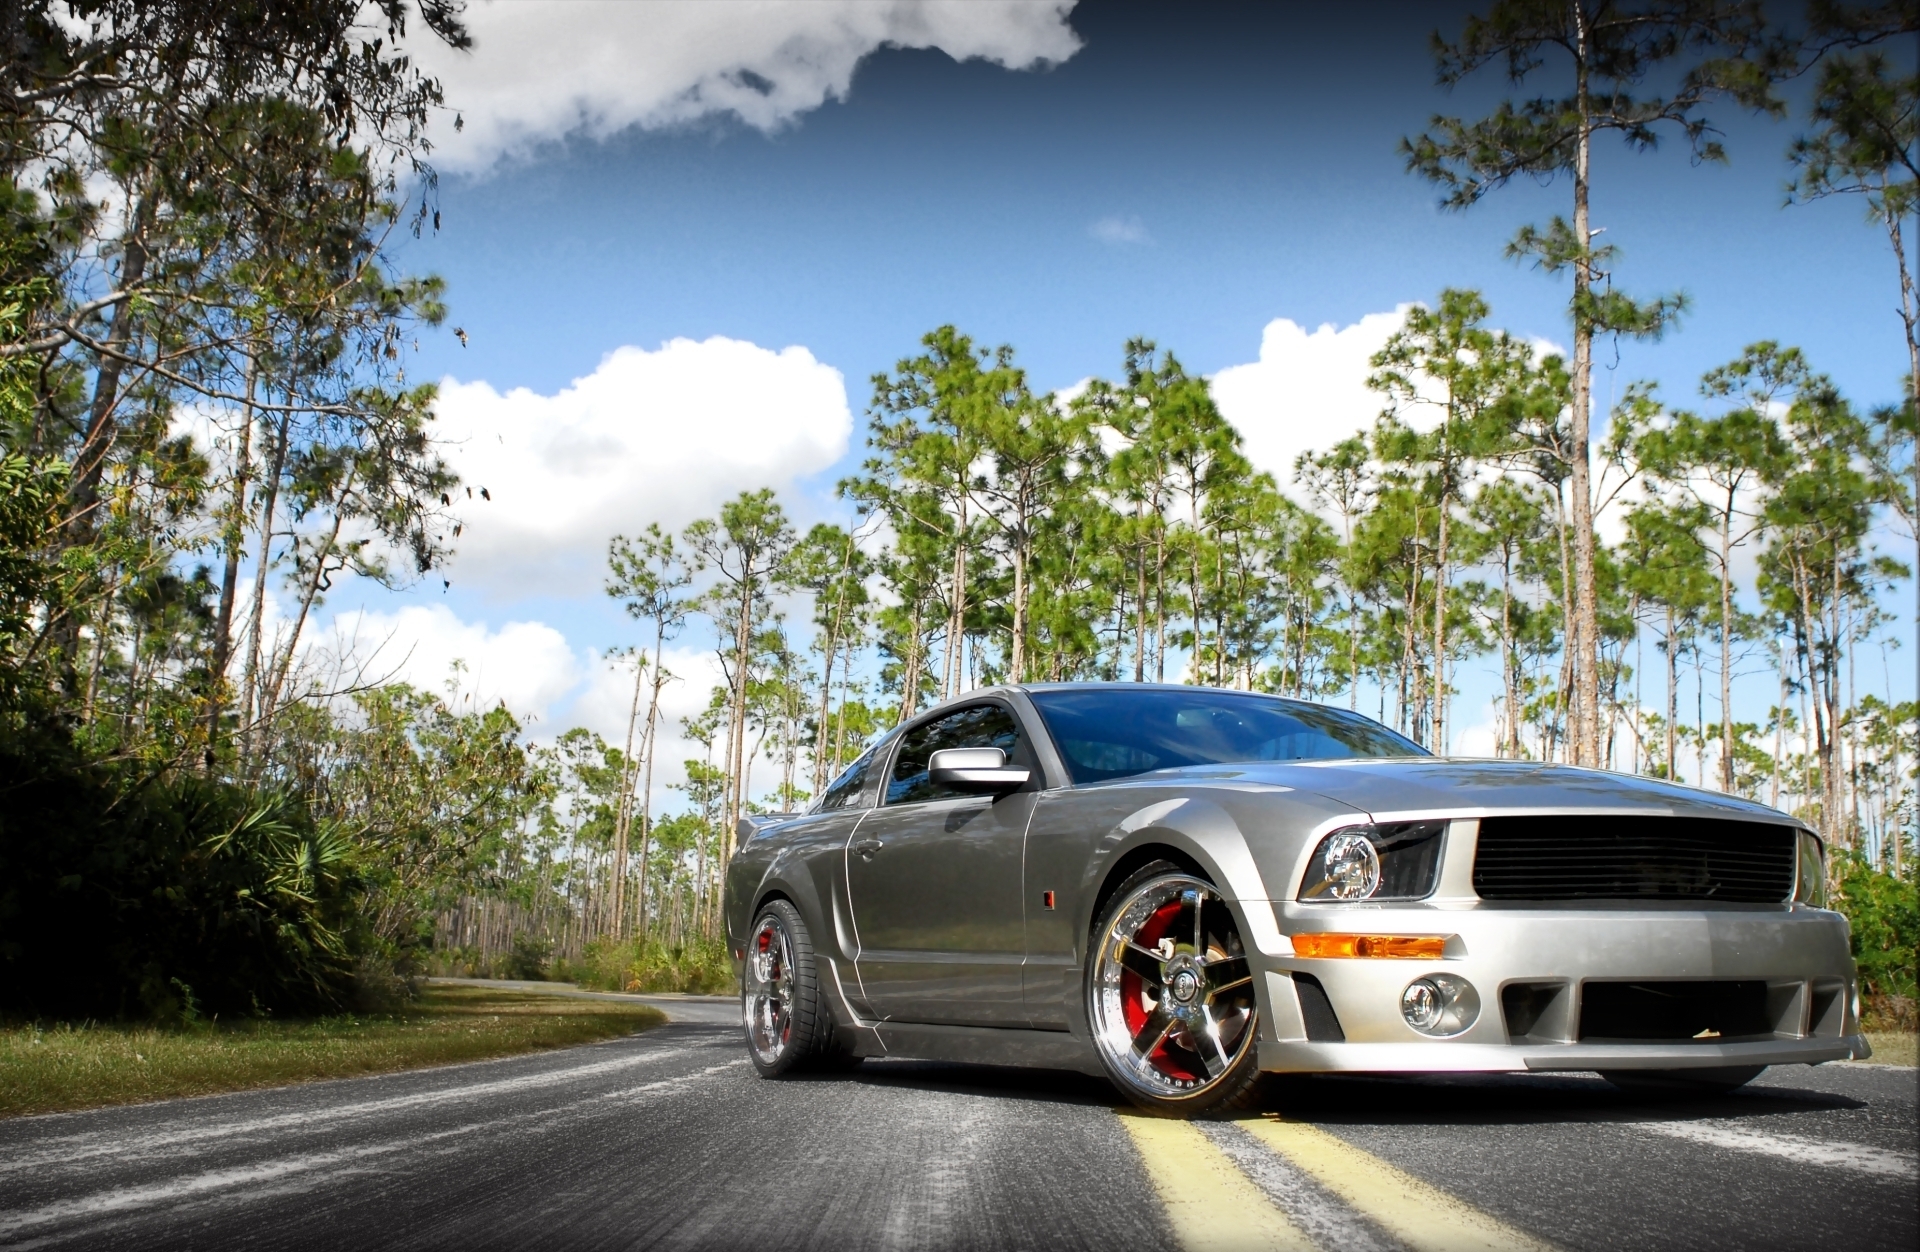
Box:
(0, 1041, 709, 1175)
(0, 1124, 482, 1240)
(1636, 1121, 1919, 1181)
(0, 1056, 752, 1244)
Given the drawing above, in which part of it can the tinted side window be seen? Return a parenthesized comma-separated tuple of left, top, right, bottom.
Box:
(816, 744, 881, 812)
(887, 704, 1023, 805)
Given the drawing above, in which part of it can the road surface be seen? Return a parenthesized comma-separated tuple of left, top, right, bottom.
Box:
(1, 993, 1912, 1251)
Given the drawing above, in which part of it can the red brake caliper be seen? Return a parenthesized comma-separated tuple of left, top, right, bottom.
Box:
(1119, 899, 1200, 1081)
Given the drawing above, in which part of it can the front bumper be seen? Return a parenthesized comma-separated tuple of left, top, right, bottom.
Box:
(1252, 901, 1867, 1073)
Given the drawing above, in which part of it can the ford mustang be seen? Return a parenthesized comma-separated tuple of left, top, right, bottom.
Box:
(724, 683, 1867, 1114)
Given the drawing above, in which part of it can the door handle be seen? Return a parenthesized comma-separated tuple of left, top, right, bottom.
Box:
(853, 838, 883, 860)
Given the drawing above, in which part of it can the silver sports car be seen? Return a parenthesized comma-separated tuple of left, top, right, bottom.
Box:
(725, 683, 1867, 1114)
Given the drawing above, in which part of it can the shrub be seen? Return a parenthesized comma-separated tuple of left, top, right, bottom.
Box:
(0, 721, 360, 1021)
(504, 933, 552, 981)
(555, 934, 732, 996)
(1830, 853, 1919, 1027)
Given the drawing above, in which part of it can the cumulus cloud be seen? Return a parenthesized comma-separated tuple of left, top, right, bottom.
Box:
(1210, 308, 1414, 489)
(296, 599, 720, 802)
(416, 0, 1083, 172)
(433, 336, 852, 597)
(1090, 214, 1149, 245)
(318, 603, 581, 723)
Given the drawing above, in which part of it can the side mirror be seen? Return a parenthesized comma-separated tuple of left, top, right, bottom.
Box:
(928, 747, 1031, 792)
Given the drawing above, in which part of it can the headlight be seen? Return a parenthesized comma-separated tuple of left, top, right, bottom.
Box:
(1298, 821, 1447, 902)
(1794, 831, 1827, 907)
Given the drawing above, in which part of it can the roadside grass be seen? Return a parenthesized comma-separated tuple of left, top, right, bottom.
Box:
(1861, 1031, 1917, 1067)
(0, 985, 665, 1119)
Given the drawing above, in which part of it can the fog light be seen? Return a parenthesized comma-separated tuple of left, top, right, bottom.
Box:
(1400, 974, 1479, 1037)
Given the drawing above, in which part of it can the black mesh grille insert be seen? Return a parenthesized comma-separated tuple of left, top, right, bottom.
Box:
(1579, 981, 1773, 1042)
(1473, 816, 1795, 903)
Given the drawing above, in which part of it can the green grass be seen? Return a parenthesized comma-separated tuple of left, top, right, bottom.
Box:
(0, 984, 665, 1119)
(1860, 1031, 1918, 1067)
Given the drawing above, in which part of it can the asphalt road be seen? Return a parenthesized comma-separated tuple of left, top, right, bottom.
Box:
(0, 996, 1912, 1252)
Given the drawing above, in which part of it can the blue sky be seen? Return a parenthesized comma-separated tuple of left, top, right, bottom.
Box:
(313, 0, 1912, 773)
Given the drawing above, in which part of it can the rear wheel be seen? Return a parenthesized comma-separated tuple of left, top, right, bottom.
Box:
(742, 900, 852, 1076)
(1087, 861, 1265, 1116)
(1600, 1065, 1766, 1097)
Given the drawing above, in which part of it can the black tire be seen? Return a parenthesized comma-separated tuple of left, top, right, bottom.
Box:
(741, 899, 846, 1077)
(1086, 860, 1267, 1116)
(1600, 1065, 1767, 1097)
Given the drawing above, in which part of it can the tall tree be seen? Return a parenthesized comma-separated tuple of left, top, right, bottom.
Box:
(606, 524, 692, 937)
(786, 521, 873, 796)
(1297, 435, 1374, 709)
(1403, 0, 1775, 764)
(1635, 345, 1795, 788)
(972, 388, 1092, 682)
(686, 490, 793, 873)
(861, 328, 1035, 702)
(1368, 289, 1531, 751)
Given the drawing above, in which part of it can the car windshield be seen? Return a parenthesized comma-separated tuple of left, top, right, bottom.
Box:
(1028, 687, 1427, 784)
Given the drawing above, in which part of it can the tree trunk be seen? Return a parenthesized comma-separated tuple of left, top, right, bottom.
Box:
(1134, 507, 1149, 682)
(1888, 196, 1919, 873)
(946, 493, 969, 700)
(207, 359, 257, 758)
(1665, 606, 1678, 782)
(636, 626, 666, 938)
(610, 650, 646, 939)
(240, 408, 291, 766)
(1567, 7, 1602, 767)
(898, 596, 924, 722)
(262, 466, 356, 723)
(1502, 549, 1518, 757)
(1718, 504, 1735, 791)
(1433, 484, 1451, 754)
(66, 211, 150, 551)
(1011, 531, 1028, 684)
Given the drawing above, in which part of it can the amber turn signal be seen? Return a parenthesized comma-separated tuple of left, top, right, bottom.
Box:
(1291, 933, 1450, 959)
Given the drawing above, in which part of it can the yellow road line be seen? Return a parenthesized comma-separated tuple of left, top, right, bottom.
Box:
(1237, 1117, 1555, 1252)
(1118, 1110, 1318, 1252)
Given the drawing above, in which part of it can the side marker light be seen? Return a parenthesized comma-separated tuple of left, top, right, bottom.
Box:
(1292, 933, 1451, 959)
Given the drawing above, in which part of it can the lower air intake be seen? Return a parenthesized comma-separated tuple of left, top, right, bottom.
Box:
(1578, 980, 1772, 1043)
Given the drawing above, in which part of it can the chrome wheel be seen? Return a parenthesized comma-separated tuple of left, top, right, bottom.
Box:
(744, 913, 797, 1066)
(1091, 873, 1258, 1101)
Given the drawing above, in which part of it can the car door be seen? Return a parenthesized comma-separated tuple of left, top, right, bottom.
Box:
(845, 701, 1036, 1027)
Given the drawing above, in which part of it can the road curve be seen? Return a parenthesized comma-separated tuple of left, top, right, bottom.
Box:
(0, 997, 1912, 1251)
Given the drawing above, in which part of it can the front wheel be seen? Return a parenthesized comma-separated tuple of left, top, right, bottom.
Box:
(742, 899, 848, 1076)
(1087, 861, 1265, 1115)
(1600, 1065, 1767, 1097)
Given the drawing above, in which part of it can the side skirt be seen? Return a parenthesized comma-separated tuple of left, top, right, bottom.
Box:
(836, 1019, 1104, 1077)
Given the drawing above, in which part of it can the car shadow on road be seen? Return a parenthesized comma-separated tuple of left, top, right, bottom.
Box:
(1264, 1069, 1869, 1128)
(819, 1060, 1125, 1108)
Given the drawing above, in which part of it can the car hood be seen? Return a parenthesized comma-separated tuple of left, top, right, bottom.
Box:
(1112, 757, 1801, 826)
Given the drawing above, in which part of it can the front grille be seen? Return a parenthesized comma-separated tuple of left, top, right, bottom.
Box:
(1579, 980, 1772, 1042)
(1473, 816, 1796, 903)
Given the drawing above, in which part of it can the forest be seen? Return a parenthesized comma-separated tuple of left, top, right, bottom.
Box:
(0, 2, 1914, 1024)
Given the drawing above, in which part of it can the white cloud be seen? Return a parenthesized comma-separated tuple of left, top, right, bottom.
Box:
(318, 603, 581, 724)
(433, 335, 853, 597)
(1210, 307, 1414, 490)
(1090, 214, 1149, 245)
(417, 0, 1083, 172)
